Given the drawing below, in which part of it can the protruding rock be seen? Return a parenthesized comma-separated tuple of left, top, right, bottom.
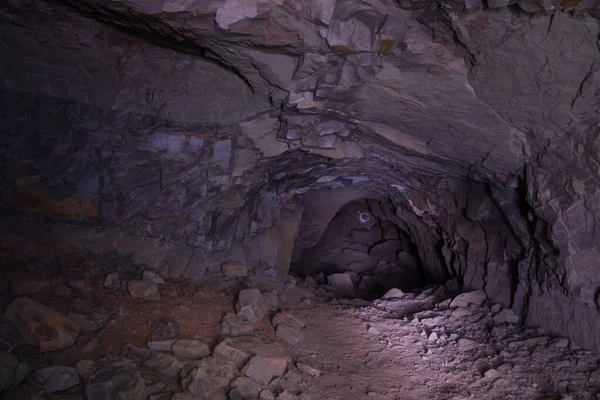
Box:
(236, 289, 267, 322)
(260, 390, 276, 400)
(276, 324, 304, 347)
(182, 356, 239, 399)
(272, 313, 306, 329)
(67, 279, 92, 294)
(28, 366, 79, 393)
(128, 280, 160, 301)
(327, 273, 354, 296)
(85, 356, 145, 400)
(122, 345, 185, 378)
(493, 309, 520, 325)
(242, 355, 287, 385)
(214, 337, 288, 369)
(143, 271, 165, 284)
(221, 313, 256, 337)
(381, 288, 404, 300)
(171, 339, 211, 360)
(450, 291, 487, 309)
(296, 362, 321, 377)
(148, 318, 179, 351)
(221, 261, 249, 277)
(5, 297, 79, 352)
(104, 272, 121, 289)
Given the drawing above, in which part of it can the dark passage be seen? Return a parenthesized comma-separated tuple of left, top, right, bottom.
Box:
(292, 199, 428, 299)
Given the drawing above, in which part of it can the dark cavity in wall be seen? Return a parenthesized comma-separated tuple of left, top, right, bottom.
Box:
(291, 198, 429, 300)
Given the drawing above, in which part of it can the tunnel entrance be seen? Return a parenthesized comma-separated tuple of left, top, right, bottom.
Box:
(292, 198, 428, 300)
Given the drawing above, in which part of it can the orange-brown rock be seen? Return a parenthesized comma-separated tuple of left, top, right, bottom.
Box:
(5, 297, 79, 352)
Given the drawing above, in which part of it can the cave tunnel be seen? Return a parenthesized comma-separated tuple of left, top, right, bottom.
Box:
(292, 198, 430, 300)
(1, 0, 600, 399)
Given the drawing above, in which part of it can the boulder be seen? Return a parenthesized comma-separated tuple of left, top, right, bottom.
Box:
(242, 355, 287, 385)
(76, 360, 93, 379)
(450, 291, 487, 309)
(104, 272, 121, 289)
(229, 376, 262, 400)
(276, 324, 303, 347)
(28, 366, 79, 393)
(121, 345, 186, 378)
(236, 289, 267, 323)
(221, 313, 256, 337)
(5, 297, 79, 352)
(221, 262, 249, 277)
(262, 291, 280, 312)
(381, 288, 405, 300)
(85, 356, 145, 400)
(182, 356, 239, 400)
(171, 339, 211, 360)
(148, 318, 179, 351)
(327, 273, 354, 296)
(67, 279, 92, 294)
(493, 309, 520, 325)
(128, 280, 160, 301)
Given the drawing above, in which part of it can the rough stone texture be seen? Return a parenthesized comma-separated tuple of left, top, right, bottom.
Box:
(236, 289, 268, 323)
(276, 325, 304, 347)
(242, 355, 288, 385)
(0, 352, 19, 392)
(182, 356, 239, 400)
(27, 366, 79, 393)
(68, 299, 112, 332)
(326, 273, 355, 296)
(171, 339, 211, 360)
(450, 291, 488, 309)
(0, 0, 599, 354)
(230, 376, 263, 400)
(128, 280, 161, 301)
(221, 313, 256, 337)
(85, 356, 145, 400)
(5, 297, 80, 352)
(221, 262, 249, 277)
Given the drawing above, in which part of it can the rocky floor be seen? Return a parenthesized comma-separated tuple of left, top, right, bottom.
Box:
(1, 256, 600, 400)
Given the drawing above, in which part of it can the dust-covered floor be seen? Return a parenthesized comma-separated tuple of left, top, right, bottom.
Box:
(1, 254, 599, 400)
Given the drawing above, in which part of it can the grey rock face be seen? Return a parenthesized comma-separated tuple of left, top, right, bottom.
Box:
(28, 366, 79, 393)
(171, 339, 211, 360)
(128, 280, 160, 301)
(0, 0, 599, 356)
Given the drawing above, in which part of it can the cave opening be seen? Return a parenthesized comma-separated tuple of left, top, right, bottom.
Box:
(291, 198, 430, 300)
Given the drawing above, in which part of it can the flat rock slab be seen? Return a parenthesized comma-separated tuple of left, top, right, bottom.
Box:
(369, 240, 403, 261)
(242, 355, 287, 385)
(493, 309, 520, 325)
(272, 313, 306, 329)
(28, 366, 79, 393)
(128, 280, 160, 301)
(236, 288, 267, 322)
(276, 324, 304, 347)
(221, 261, 249, 277)
(171, 339, 211, 360)
(86, 356, 145, 400)
(5, 297, 79, 352)
(450, 291, 487, 309)
(327, 273, 354, 296)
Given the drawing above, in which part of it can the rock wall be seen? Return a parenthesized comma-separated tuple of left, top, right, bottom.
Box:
(1, 0, 600, 353)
